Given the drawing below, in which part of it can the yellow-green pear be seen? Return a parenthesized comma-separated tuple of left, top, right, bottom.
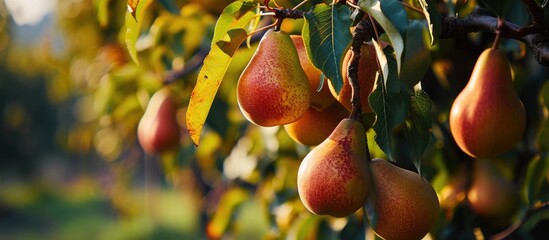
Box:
(297, 118, 370, 217)
(237, 29, 310, 127)
(449, 48, 526, 158)
(369, 159, 440, 240)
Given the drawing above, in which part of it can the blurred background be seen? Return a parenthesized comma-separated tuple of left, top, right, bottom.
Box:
(0, 0, 548, 239)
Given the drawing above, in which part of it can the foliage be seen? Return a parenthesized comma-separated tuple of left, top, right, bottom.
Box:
(0, 0, 548, 239)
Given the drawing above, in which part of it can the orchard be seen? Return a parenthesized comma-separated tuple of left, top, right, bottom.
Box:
(0, 0, 549, 239)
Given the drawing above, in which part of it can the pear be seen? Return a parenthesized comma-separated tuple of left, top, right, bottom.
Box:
(329, 42, 384, 113)
(449, 48, 526, 158)
(297, 118, 370, 217)
(284, 101, 349, 146)
(137, 88, 180, 154)
(237, 29, 311, 127)
(369, 159, 440, 240)
(290, 35, 335, 111)
(467, 159, 520, 225)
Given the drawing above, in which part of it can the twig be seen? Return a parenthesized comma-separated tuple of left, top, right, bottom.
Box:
(440, 7, 549, 66)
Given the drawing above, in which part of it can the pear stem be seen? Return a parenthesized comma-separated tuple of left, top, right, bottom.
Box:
(492, 17, 505, 50)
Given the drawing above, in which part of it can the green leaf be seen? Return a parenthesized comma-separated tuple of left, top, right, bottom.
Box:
(404, 89, 432, 175)
(302, 3, 353, 94)
(401, 20, 431, 88)
(537, 82, 549, 151)
(359, 0, 406, 75)
(372, 45, 412, 94)
(125, 0, 153, 64)
(524, 156, 549, 205)
(417, 0, 441, 45)
(186, 2, 258, 145)
(521, 206, 549, 232)
(369, 48, 412, 161)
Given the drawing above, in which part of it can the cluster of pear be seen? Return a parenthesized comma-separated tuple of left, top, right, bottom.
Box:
(237, 29, 381, 146)
(449, 48, 526, 158)
(137, 88, 181, 154)
(296, 117, 440, 239)
(237, 29, 440, 239)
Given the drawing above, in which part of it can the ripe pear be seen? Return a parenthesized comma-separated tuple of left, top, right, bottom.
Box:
(329, 42, 384, 113)
(284, 101, 349, 146)
(467, 159, 520, 224)
(137, 89, 180, 154)
(237, 29, 310, 127)
(449, 48, 526, 158)
(369, 159, 440, 240)
(290, 35, 335, 111)
(297, 118, 370, 217)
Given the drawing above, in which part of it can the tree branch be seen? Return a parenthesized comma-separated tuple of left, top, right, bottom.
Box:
(440, 7, 549, 66)
(165, 4, 549, 84)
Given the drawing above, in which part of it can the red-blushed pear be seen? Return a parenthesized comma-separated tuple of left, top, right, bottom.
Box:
(329, 42, 384, 113)
(297, 118, 370, 217)
(284, 101, 349, 146)
(369, 159, 440, 240)
(449, 48, 526, 158)
(237, 29, 310, 127)
(290, 35, 335, 111)
(137, 88, 181, 154)
(467, 158, 520, 226)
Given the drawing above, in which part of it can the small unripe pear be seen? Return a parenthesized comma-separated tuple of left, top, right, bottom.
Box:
(290, 35, 335, 111)
(137, 89, 180, 154)
(369, 159, 440, 240)
(297, 118, 370, 217)
(237, 29, 310, 127)
(449, 48, 526, 158)
(284, 101, 349, 146)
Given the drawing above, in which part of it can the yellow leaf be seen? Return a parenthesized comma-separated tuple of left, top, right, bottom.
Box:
(186, 2, 258, 146)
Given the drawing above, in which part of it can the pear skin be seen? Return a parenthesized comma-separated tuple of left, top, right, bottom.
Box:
(330, 42, 384, 113)
(237, 29, 310, 127)
(137, 89, 181, 154)
(449, 48, 526, 158)
(297, 118, 370, 217)
(290, 35, 335, 111)
(284, 101, 349, 146)
(369, 159, 440, 240)
(467, 159, 520, 225)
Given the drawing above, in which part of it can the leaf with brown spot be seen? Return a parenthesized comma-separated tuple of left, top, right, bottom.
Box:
(186, 2, 258, 146)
